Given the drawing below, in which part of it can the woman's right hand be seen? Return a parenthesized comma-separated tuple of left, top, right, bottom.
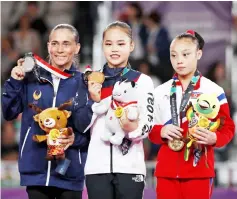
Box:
(88, 81, 102, 102)
(161, 124, 183, 141)
(11, 58, 25, 80)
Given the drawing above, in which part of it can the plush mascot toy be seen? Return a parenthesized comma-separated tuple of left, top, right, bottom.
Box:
(93, 80, 140, 145)
(29, 100, 73, 175)
(185, 93, 222, 166)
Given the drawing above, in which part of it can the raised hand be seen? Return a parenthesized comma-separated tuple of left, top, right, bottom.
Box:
(11, 58, 25, 80)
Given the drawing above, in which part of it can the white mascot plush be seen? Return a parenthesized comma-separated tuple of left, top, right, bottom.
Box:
(93, 80, 140, 145)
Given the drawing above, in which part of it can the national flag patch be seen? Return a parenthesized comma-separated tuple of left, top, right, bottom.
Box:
(191, 92, 202, 99)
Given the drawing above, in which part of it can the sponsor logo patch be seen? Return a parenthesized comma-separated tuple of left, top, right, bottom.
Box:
(132, 175, 144, 182)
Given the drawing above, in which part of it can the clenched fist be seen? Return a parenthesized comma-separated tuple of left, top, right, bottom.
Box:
(11, 58, 25, 80)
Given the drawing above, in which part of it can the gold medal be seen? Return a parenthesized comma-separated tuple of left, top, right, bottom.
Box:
(198, 116, 209, 128)
(87, 71, 105, 84)
(115, 107, 124, 118)
(49, 129, 60, 141)
(168, 139, 184, 151)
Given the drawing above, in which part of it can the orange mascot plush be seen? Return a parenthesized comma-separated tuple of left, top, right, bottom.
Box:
(29, 100, 73, 175)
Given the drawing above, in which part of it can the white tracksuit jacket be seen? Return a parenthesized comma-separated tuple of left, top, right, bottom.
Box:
(84, 69, 154, 176)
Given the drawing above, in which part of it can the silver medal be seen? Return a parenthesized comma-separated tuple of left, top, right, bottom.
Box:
(22, 53, 35, 72)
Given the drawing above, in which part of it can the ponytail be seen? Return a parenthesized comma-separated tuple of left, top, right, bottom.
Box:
(176, 29, 205, 50)
(194, 31, 205, 50)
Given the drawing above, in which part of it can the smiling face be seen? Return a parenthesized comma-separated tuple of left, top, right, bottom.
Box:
(103, 27, 134, 68)
(48, 28, 80, 70)
(170, 38, 202, 79)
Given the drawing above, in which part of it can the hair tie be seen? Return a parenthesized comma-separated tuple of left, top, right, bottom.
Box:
(186, 30, 195, 36)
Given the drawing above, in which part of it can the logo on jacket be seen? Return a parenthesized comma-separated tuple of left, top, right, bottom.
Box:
(33, 90, 42, 100)
(132, 175, 144, 182)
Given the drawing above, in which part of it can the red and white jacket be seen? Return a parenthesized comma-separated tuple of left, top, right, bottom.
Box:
(85, 66, 154, 176)
(149, 75, 235, 179)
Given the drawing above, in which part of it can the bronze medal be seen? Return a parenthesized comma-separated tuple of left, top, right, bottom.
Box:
(168, 139, 184, 151)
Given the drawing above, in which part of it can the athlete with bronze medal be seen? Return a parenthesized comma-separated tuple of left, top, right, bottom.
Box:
(149, 29, 235, 199)
(168, 70, 200, 151)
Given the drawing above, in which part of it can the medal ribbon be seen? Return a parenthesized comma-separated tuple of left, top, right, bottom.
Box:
(111, 100, 138, 110)
(170, 70, 201, 126)
(34, 55, 72, 79)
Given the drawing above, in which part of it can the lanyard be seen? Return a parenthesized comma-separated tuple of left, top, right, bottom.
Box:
(100, 63, 131, 80)
(170, 70, 200, 126)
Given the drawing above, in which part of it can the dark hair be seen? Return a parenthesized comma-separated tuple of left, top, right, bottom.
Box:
(147, 11, 161, 24)
(176, 31, 205, 50)
(49, 24, 80, 43)
(103, 21, 132, 40)
(127, 2, 143, 19)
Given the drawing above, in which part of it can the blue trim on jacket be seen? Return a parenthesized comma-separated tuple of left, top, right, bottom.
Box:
(217, 93, 226, 101)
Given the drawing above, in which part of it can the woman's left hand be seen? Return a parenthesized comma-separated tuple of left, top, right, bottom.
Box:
(58, 133, 75, 150)
(192, 127, 217, 145)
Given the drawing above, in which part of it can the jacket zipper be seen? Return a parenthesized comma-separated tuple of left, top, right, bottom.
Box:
(43, 77, 58, 186)
(176, 116, 182, 178)
(177, 90, 184, 178)
(110, 78, 119, 173)
(20, 127, 31, 158)
(110, 143, 113, 173)
(46, 161, 51, 186)
(78, 149, 81, 164)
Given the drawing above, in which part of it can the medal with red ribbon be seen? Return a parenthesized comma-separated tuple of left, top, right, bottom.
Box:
(22, 52, 72, 80)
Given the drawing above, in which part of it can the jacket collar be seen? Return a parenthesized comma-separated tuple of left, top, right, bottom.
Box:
(102, 62, 131, 77)
(172, 71, 202, 90)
